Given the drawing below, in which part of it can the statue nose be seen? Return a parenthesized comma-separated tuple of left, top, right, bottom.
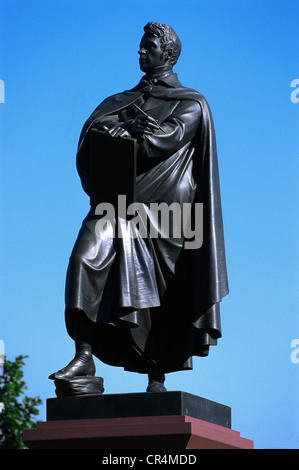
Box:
(138, 48, 146, 55)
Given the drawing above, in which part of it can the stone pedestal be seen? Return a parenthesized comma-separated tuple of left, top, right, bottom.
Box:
(23, 392, 254, 449)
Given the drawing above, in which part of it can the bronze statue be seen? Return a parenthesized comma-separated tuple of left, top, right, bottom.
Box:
(49, 22, 228, 394)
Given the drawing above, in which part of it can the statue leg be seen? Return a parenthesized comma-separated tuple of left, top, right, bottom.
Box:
(49, 212, 116, 381)
(146, 367, 167, 392)
(49, 309, 95, 380)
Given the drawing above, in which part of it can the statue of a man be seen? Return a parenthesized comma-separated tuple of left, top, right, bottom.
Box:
(49, 22, 228, 393)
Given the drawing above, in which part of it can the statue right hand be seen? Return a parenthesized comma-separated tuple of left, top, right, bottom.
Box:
(130, 115, 160, 138)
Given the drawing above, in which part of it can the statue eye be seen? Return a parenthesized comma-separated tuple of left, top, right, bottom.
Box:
(143, 41, 157, 51)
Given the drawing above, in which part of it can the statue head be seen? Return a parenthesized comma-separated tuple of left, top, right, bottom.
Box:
(138, 22, 182, 74)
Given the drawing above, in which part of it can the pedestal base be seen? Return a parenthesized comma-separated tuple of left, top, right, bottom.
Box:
(46, 391, 231, 428)
(23, 415, 253, 449)
(23, 392, 254, 449)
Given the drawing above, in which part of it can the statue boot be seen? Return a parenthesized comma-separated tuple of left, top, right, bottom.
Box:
(48, 341, 95, 380)
(146, 368, 167, 392)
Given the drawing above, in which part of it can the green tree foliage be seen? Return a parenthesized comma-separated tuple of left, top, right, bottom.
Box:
(0, 355, 42, 449)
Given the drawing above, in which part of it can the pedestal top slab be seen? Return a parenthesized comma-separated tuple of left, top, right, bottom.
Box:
(47, 391, 231, 429)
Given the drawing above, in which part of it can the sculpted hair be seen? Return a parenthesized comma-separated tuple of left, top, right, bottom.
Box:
(144, 22, 182, 66)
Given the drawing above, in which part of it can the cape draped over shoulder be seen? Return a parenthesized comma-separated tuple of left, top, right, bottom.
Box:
(67, 80, 229, 373)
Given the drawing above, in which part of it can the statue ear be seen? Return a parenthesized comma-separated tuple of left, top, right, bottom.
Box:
(166, 48, 173, 60)
(161, 48, 173, 64)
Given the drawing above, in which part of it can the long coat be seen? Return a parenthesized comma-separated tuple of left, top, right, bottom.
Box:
(65, 73, 229, 373)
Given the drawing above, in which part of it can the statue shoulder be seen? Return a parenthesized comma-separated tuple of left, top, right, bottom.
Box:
(94, 91, 126, 110)
(176, 86, 208, 104)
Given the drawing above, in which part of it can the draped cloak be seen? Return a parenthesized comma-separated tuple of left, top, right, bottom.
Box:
(65, 73, 229, 374)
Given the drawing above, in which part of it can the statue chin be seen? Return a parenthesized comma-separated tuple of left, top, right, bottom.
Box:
(139, 62, 151, 74)
(140, 64, 174, 79)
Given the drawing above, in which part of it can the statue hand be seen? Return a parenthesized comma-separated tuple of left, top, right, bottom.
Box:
(130, 115, 160, 137)
(102, 125, 131, 139)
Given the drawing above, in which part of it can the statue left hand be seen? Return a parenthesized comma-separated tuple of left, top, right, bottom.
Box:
(103, 125, 131, 139)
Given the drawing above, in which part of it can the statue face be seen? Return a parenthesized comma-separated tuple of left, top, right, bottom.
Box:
(138, 33, 170, 73)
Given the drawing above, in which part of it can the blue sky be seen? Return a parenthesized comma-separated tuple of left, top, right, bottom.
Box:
(1, 0, 298, 449)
